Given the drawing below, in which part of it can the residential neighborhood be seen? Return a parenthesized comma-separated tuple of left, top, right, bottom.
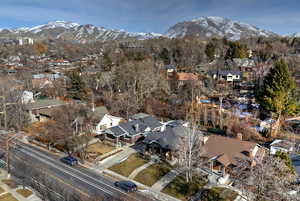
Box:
(0, 2, 300, 201)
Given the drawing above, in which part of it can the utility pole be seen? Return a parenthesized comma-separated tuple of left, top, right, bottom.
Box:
(6, 132, 22, 178)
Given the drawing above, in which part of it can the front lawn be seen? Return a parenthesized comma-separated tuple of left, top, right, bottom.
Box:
(0, 187, 5, 194)
(109, 153, 148, 177)
(134, 163, 171, 186)
(86, 142, 115, 160)
(16, 189, 33, 198)
(1, 180, 17, 189)
(0, 193, 18, 201)
(162, 175, 206, 200)
(201, 187, 238, 201)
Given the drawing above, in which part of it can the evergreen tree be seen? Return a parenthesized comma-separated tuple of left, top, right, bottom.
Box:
(159, 48, 170, 64)
(225, 41, 249, 60)
(257, 59, 299, 137)
(205, 42, 216, 61)
(67, 72, 88, 100)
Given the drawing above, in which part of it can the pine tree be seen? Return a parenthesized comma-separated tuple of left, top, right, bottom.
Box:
(205, 42, 216, 61)
(67, 72, 88, 100)
(257, 59, 299, 137)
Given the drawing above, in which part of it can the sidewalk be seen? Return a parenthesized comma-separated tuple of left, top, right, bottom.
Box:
(104, 169, 180, 201)
(0, 170, 42, 201)
(128, 161, 155, 179)
(98, 146, 137, 169)
(151, 169, 182, 191)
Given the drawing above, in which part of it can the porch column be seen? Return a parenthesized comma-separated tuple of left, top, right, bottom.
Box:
(221, 166, 226, 176)
(116, 137, 119, 147)
(210, 160, 214, 170)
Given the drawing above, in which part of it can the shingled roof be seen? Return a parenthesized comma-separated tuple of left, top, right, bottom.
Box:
(201, 135, 257, 167)
(105, 114, 162, 137)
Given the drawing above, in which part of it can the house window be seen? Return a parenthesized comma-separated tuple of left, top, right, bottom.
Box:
(100, 125, 107, 130)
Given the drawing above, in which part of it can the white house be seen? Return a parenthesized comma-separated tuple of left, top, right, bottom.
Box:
(211, 70, 241, 82)
(270, 139, 295, 155)
(94, 114, 124, 134)
(21, 91, 34, 104)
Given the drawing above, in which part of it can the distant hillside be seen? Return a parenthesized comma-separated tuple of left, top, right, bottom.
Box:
(166, 16, 278, 40)
(0, 21, 163, 41)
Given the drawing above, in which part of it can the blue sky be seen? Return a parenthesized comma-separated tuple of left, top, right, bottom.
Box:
(0, 0, 299, 35)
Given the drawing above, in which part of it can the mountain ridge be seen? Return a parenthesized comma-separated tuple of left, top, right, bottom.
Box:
(0, 17, 286, 42)
(0, 20, 163, 41)
(166, 16, 278, 40)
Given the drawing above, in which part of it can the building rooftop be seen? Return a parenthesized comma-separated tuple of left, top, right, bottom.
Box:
(26, 99, 67, 110)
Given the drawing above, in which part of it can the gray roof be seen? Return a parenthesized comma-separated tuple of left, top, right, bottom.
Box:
(131, 113, 151, 120)
(107, 126, 126, 137)
(232, 58, 255, 68)
(26, 99, 67, 110)
(165, 64, 176, 70)
(105, 115, 162, 137)
(92, 106, 109, 119)
(144, 125, 203, 151)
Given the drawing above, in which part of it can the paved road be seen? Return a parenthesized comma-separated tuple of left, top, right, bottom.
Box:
(9, 141, 156, 201)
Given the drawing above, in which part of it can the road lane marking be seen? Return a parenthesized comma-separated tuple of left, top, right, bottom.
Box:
(17, 148, 115, 196)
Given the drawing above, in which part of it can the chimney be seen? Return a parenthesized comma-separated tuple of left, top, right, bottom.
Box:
(92, 103, 95, 112)
(237, 133, 243, 141)
(133, 124, 139, 132)
(91, 92, 95, 112)
(160, 125, 166, 132)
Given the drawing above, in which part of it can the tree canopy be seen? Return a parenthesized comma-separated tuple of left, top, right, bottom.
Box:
(257, 59, 298, 119)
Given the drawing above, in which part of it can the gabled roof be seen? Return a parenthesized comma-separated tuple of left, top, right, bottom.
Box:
(211, 70, 241, 76)
(26, 99, 67, 110)
(165, 64, 176, 70)
(144, 125, 202, 151)
(105, 114, 162, 137)
(107, 126, 127, 137)
(131, 113, 150, 120)
(177, 73, 199, 81)
(232, 58, 255, 67)
(201, 135, 257, 167)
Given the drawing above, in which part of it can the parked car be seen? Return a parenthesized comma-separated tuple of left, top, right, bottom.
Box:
(114, 181, 137, 192)
(60, 156, 78, 166)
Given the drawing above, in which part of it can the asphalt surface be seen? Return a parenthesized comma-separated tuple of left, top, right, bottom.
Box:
(9, 141, 155, 201)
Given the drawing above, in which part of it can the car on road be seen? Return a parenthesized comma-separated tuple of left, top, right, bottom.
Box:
(114, 180, 137, 192)
(60, 156, 78, 166)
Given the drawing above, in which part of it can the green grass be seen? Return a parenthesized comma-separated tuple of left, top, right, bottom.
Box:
(201, 187, 238, 201)
(16, 189, 33, 198)
(109, 153, 148, 177)
(162, 175, 206, 200)
(0, 193, 18, 201)
(134, 163, 171, 186)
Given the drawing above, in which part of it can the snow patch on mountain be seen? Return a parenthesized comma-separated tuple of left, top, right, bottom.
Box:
(0, 20, 162, 41)
(166, 16, 277, 40)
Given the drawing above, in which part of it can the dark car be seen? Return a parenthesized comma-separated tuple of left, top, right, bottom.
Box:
(60, 156, 78, 166)
(114, 181, 137, 192)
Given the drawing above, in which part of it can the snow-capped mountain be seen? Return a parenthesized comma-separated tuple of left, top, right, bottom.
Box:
(0, 21, 162, 41)
(166, 16, 278, 40)
(291, 32, 300, 38)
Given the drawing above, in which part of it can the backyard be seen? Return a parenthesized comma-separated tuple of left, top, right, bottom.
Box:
(109, 153, 149, 177)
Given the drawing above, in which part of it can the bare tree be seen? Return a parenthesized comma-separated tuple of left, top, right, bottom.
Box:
(178, 104, 204, 182)
(231, 154, 299, 201)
